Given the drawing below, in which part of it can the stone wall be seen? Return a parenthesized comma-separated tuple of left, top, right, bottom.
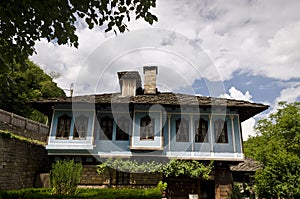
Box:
(0, 109, 49, 142)
(80, 165, 109, 185)
(80, 165, 162, 187)
(0, 133, 50, 190)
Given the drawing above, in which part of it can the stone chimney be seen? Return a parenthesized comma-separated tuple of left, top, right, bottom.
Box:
(143, 66, 158, 94)
(117, 71, 141, 97)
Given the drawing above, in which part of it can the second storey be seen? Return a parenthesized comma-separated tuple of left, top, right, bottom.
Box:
(45, 101, 249, 161)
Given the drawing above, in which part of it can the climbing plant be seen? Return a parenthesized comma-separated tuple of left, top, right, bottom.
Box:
(97, 158, 213, 180)
(161, 159, 214, 179)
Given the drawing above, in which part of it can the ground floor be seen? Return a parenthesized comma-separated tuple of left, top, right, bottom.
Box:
(52, 156, 236, 199)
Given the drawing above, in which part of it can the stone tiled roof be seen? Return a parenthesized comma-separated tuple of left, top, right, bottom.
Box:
(231, 157, 262, 172)
(30, 92, 269, 121)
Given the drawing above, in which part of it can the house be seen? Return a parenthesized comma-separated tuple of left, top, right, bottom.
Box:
(32, 66, 268, 199)
(231, 157, 262, 198)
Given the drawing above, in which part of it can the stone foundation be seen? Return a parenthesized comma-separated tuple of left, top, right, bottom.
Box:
(80, 164, 162, 187)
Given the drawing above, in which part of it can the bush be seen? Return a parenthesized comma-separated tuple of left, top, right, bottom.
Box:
(227, 184, 244, 199)
(50, 160, 83, 195)
(0, 188, 52, 199)
(0, 188, 161, 199)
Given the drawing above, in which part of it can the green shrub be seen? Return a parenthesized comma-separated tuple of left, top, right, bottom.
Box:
(157, 181, 167, 193)
(0, 188, 52, 199)
(227, 184, 244, 199)
(50, 160, 82, 195)
(0, 188, 161, 199)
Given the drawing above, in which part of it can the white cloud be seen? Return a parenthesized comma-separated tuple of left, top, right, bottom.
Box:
(31, 28, 106, 94)
(32, 27, 222, 96)
(30, 0, 300, 100)
(275, 84, 300, 103)
(219, 86, 252, 101)
(241, 118, 256, 141)
(268, 83, 300, 114)
(147, 0, 300, 81)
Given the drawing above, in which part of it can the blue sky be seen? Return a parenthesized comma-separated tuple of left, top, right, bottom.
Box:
(30, 0, 300, 139)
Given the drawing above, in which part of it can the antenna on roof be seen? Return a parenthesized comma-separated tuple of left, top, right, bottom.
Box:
(70, 83, 74, 97)
(64, 83, 74, 97)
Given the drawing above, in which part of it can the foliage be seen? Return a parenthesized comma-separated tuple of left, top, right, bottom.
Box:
(97, 158, 213, 180)
(97, 158, 163, 174)
(156, 181, 167, 193)
(0, 60, 65, 123)
(243, 102, 300, 198)
(0, 187, 161, 199)
(0, 0, 157, 70)
(50, 160, 83, 195)
(161, 159, 214, 179)
(0, 130, 46, 146)
(227, 184, 244, 199)
(255, 151, 300, 198)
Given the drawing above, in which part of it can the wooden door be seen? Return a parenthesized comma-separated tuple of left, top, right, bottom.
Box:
(165, 176, 199, 199)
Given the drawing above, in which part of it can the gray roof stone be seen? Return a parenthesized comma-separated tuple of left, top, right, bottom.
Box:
(30, 92, 269, 121)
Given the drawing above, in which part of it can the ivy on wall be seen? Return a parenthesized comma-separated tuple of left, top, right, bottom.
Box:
(97, 158, 214, 180)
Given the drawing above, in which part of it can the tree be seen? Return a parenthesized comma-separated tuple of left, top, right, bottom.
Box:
(0, 60, 66, 123)
(0, 0, 157, 71)
(244, 102, 300, 198)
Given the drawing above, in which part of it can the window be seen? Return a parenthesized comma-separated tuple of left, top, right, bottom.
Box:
(214, 119, 228, 143)
(195, 118, 208, 142)
(116, 118, 130, 140)
(176, 118, 189, 142)
(56, 114, 71, 139)
(116, 170, 130, 184)
(140, 116, 155, 140)
(100, 116, 113, 140)
(73, 115, 89, 139)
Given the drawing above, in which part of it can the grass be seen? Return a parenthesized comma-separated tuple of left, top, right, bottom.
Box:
(0, 129, 46, 146)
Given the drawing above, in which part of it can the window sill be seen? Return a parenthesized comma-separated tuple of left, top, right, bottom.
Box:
(73, 137, 87, 140)
(129, 146, 164, 151)
(55, 137, 69, 140)
(139, 138, 155, 141)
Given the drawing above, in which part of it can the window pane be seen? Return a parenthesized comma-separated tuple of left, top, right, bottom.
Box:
(73, 115, 88, 139)
(176, 118, 189, 142)
(116, 118, 130, 140)
(56, 114, 71, 139)
(100, 117, 113, 140)
(140, 116, 155, 140)
(195, 119, 208, 143)
(215, 119, 228, 143)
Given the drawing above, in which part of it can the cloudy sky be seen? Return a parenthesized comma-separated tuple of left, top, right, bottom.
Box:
(30, 0, 300, 140)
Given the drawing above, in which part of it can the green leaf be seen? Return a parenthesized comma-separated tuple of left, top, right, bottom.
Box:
(0, 0, 158, 69)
